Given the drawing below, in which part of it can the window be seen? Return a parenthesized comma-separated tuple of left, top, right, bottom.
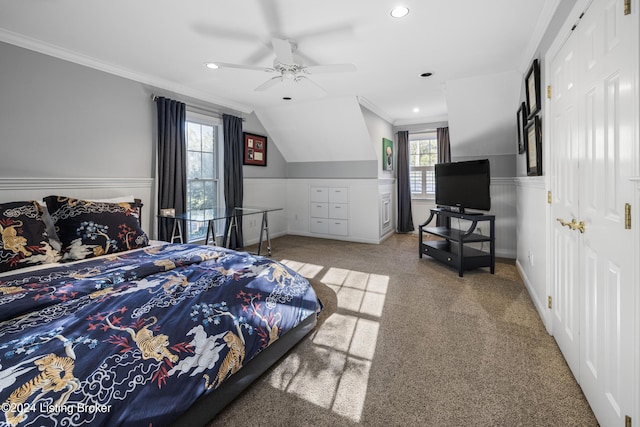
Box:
(186, 114, 221, 242)
(409, 134, 438, 198)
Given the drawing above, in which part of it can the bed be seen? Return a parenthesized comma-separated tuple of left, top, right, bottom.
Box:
(0, 197, 320, 427)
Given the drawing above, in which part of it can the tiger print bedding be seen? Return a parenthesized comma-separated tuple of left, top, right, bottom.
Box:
(0, 243, 320, 427)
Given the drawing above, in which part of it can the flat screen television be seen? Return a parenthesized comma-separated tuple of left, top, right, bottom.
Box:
(435, 159, 491, 213)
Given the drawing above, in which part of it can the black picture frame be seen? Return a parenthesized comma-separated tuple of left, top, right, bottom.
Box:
(243, 132, 267, 166)
(525, 58, 541, 119)
(525, 115, 542, 176)
(516, 102, 527, 154)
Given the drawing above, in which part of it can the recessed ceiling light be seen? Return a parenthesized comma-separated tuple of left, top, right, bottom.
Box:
(420, 72, 433, 78)
(204, 62, 219, 69)
(390, 6, 409, 18)
(283, 97, 292, 101)
(413, 107, 420, 113)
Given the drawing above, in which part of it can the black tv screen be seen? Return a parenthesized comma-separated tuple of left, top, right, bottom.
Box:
(435, 159, 491, 212)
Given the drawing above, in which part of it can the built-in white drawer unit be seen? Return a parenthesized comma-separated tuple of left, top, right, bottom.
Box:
(329, 187, 348, 203)
(310, 187, 329, 203)
(329, 219, 348, 236)
(329, 203, 348, 220)
(310, 202, 329, 218)
(310, 186, 349, 237)
(310, 218, 329, 234)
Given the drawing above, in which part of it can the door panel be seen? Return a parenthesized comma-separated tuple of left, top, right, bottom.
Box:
(550, 30, 581, 379)
(577, 0, 634, 424)
(550, 0, 636, 425)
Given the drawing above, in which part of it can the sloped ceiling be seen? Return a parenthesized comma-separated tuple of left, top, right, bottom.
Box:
(255, 96, 376, 163)
(445, 70, 523, 157)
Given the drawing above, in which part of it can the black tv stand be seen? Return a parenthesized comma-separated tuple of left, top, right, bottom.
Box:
(419, 208, 495, 277)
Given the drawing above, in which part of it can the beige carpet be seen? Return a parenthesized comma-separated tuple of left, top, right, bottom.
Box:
(210, 234, 598, 427)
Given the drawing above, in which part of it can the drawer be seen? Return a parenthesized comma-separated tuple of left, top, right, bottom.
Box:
(310, 202, 329, 218)
(329, 203, 348, 220)
(329, 220, 348, 236)
(310, 187, 329, 203)
(329, 187, 348, 203)
(310, 218, 329, 234)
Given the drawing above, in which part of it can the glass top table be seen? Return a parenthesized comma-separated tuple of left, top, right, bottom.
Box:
(158, 207, 282, 256)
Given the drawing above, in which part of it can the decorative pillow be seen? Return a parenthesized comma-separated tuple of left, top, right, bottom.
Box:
(44, 196, 149, 261)
(0, 201, 60, 273)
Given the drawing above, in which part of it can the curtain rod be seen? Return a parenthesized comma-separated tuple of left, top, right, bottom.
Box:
(395, 129, 437, 134)
(151, 94, 245, 121)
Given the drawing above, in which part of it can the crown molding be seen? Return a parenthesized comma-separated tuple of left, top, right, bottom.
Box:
(519, 0, 562, 72)
(357, 96, 394, 124)
(0, 29, 254, 114)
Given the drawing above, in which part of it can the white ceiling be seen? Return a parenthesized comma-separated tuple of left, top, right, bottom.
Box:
(0, 0, 556, 125)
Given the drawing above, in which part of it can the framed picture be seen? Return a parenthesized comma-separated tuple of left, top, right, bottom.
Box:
(516, 102, 527, 154)
(525, 58, 541, 119)
(382, 137, 393, 171)
(243, 132, 267, 166)
(525, 115, 542, 176)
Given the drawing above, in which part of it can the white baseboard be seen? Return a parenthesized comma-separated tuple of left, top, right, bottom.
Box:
(516, 259, 551, 334)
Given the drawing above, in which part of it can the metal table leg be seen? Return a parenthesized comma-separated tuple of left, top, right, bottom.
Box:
(171, 219, 183, 243)
(204, 220, 217, 245)
(257, 212, 272, 256)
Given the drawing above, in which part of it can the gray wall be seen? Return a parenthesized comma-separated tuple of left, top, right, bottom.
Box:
(0, 41, 154, 178)
(0, 41, 287, 183)
(516, 0, 578, 177)
(242, 112, 287, 179)
(286, 161, 377, 178)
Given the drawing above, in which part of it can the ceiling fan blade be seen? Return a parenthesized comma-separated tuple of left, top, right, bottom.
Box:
(192, 23, 261, 43)
(304, 64, 357, 74)
(259, 0, 283, 37)
(295, 76, 328, 95)
(255, 76, 283, 91)
(210, 62, 275, 73)
(272, 38, 295, 64)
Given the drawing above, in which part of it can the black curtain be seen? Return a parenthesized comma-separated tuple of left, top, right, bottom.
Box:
(436, 127, 451, 226)
(397, 130, 414, 233)
(223, 114, 244, 249)
(437, 127, 451, 163)
(156, 97, 187, 241)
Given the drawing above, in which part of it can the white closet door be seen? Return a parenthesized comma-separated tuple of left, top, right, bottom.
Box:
(550, 0, 637, 425)
(550, 29, 581, 380)
(575, 1, 635, 424)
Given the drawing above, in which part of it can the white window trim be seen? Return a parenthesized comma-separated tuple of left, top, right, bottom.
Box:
(409, 133, 437, 200)
(185, 111, 224, 244)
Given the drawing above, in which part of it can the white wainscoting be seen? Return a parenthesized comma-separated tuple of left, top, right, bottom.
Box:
(286, 178, 381, 244)
(488, 177, 517, 259)
(378, 178, 395, 239)
(242, 178, 288, 246)
(514, 176, 549, 331)
(0, 177, 155, 235)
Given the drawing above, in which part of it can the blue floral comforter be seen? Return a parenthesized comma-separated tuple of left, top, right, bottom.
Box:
(0, 243, 319, 427)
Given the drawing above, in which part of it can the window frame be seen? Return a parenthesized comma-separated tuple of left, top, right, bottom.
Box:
(409, 133, 438, 199)
(185, 111, 223, 243)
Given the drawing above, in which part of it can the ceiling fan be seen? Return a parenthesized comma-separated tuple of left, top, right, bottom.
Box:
(206, 38, 357, 93)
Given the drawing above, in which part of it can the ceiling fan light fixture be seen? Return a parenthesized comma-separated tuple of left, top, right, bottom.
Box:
(390, 6, 409, 18)
(204, 62, 219, 70)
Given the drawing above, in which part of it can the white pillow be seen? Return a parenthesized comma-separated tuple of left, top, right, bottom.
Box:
(86, 195, 136, 203)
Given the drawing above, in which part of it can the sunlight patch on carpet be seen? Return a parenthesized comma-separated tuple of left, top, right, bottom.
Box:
(264, 262, 388, 422)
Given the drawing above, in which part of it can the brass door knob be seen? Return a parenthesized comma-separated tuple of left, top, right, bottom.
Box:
(556, 217, 585, 233)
